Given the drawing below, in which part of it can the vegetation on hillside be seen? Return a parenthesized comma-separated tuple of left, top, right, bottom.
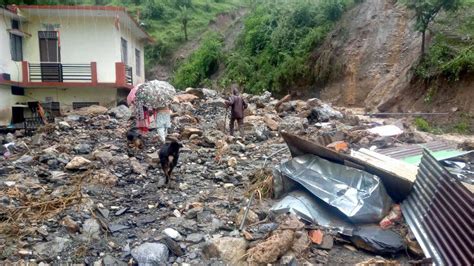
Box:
(173, 0, 358, 92)
(414, 0, 474, 81)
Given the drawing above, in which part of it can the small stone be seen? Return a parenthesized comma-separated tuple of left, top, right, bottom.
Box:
(61, 216, 80, 233)
(14, 155, 34, 165)
(131, 243, 169, 265)
(93, 150, 113, 164)
(65, 156, 91, 170)
(235, 207, 259, 227)
(163, 228, 182, 240)
(186, 233, 204, 243)
(83, 218, 101, 239)
(58, 121, 71, 129)
(74, 143, 92, 154)
(227, 157, 237, 168)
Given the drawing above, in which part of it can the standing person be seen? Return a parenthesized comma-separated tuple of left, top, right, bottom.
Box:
(156, 106, 171, 143)
(225, 85, 247, 137)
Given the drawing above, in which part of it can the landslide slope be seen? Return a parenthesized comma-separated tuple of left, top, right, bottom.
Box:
(314, 0, 421, 111)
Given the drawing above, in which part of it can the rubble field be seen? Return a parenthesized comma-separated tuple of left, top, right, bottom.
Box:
(1, 88, 472, 265)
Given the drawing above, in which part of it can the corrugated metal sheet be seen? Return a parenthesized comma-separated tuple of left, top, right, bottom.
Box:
(377, 141, 456, 160)
(401, 149, 473, 265)
(282, 132, 413, 201)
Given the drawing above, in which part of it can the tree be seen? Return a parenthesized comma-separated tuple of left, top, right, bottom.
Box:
(179, 6, 190, 41)
(406, 0, 461, 57)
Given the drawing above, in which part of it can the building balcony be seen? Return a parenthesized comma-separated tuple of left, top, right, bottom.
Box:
(14, 61, 134, 89)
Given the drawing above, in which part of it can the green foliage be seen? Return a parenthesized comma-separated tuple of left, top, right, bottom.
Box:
(173, 34, 224, 89)
(405, 0, 461, 33)
(454, 121, 470, 134)
(415, 1, 474, 80)
(220, 0, 356, 94)
(414, 117, 433, 132)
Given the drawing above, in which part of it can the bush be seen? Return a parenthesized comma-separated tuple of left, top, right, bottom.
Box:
(173, 34, 224, 89)
(218, 0, 357, 94)
(414, 117, 432, 132)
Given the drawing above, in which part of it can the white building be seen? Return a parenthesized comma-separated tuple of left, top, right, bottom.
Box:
(0, 5, 152, 127)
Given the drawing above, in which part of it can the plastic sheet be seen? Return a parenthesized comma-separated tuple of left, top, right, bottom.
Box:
(271, 191, 354, 235)
(278, 154, 392, 223)
(350, 225, 405, 254)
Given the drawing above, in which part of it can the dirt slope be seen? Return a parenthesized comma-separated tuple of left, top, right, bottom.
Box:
(316, 0, 421, 111)
(150, 8, 248, 81)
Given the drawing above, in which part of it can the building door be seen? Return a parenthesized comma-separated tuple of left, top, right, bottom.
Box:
(11, 107, 25, 124)
(38, 31, 61, 82)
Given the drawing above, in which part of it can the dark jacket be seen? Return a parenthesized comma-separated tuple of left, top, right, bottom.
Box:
(225, 88, 247, 119)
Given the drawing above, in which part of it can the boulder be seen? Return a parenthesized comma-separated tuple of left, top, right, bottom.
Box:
(174, 115, 198, 125)
(131, 243, 169, 266)
(202, 88, 218, 98)
(108, 105, 131, 120)
(74, 143, 92, 154)
(263, 115, 279, 131)
(83, 218, 101, 239)
(206, 98, 227, 108)
(185, 88, 205, 98)
(244, 103, 257, 116)
(173, 93, 199, 103)
(130, 157, 147, 176)
(73, 105, 108, 116)
(58, 121, 71, 130)
(93, 150, 113, 165)
(182, 128, 203, 139)
(278, 116, 308, 132)
(202, 237, 248, 264)
(33, 237, 71, 259)
(65, 156, 91, 170)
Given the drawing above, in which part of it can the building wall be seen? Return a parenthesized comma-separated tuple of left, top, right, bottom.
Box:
(21, 16, 121, 83)
(0, 13, 22, 82)
(0, 85, 13, 126)
(119, 24, 145, 85)
(25, 87, 118, 113)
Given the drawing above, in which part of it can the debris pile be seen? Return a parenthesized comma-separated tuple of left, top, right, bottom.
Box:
(0, 88, 472, 265)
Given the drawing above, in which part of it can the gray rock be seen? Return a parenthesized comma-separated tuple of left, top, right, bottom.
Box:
(186, 233, 204, 243)
(206, 98, 227, 108)
(31, 134, 44, 146)
(93, 150, 113, 164)
(202, 237, 247, 264)
(83, 218, 101, 239)
(33, 236, 71, 258)
(74, 143, 92, 154)
(103, 254, 127, 266)
(278, 116, 308, 132)
(65, 156, 91, 170)
(131, 243, 169, 266)
(14, 155, 34, 165)
(108, 105, 131, 120)
(66, 114, 82, 121)
(5, 133, 15, 143)
(197, 211, 213, 224)
(58, 121, 71, 129)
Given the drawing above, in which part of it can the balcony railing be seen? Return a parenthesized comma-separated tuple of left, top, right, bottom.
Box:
(125, 65, 133, 85)
(29, 63, 92, 82)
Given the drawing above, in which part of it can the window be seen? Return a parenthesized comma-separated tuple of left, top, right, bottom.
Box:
(12, 19, 19, 29)
(10, 34, 23, 61)
(121, 38, 128, 65)
(11, 86, 25, 96)
(135, 49, 141, 76)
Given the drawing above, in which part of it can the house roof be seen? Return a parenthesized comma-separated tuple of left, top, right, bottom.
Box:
(0, 7, 23, 20)
(13, 5, 153, 42)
